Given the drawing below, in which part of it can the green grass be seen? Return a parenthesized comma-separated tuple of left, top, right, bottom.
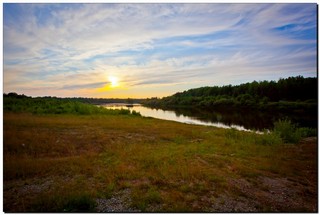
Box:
(3, 112, 317, 212)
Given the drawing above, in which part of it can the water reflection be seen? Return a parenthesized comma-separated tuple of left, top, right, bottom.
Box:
(102, 104, 316, 132)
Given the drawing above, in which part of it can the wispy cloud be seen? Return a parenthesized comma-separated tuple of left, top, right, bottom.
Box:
(3, 3, 317, 98)
(61, 82, 107, 90)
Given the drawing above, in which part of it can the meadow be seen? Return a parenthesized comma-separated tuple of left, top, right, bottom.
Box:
(3, 96, 317, 212)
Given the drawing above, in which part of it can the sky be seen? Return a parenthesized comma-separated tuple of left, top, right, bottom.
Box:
(3, 3, 317, 98)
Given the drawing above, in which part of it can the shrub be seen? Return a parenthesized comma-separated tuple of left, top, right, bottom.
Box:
(118, 108, 131, 115)
(273, 119, 301, 143)
(297, 127, 317, 138)
(131, 110, 141, 116)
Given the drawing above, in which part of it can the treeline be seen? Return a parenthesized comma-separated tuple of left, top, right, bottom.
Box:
(3, 92, 145, 105)
(143, 76, 317, 112)
(3, 93, 141, 116)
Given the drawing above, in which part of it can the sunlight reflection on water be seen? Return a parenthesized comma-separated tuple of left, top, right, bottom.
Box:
(101, 104, 261, 133)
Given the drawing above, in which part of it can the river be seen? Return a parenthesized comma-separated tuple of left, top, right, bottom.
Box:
(102, 103, 316, 132)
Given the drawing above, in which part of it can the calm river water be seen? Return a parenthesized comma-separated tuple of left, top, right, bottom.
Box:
(102, 103, 316, 132)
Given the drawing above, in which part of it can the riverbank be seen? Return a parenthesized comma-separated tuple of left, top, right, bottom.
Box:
(4, 112, 317, 212)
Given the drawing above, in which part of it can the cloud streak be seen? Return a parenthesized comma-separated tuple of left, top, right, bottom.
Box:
(3, 3, 317, 98)
(61, 82, 107, 90)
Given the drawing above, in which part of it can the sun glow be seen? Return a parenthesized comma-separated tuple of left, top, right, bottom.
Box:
(108, 76, 119, 88)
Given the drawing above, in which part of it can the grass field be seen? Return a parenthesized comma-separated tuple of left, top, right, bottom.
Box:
(3, 112, 317, 212)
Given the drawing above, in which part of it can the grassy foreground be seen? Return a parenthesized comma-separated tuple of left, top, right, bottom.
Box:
(4, 112, 317, 212)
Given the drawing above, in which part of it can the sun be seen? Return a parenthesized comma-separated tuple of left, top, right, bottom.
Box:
(108, 76, 119, 88)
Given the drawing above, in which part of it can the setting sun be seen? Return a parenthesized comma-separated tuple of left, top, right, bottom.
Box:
(108, 76, 119, 88)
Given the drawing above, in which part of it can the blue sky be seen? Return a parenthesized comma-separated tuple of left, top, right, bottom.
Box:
(3, 3, 317, 98)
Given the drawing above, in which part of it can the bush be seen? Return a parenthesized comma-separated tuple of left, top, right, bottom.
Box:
(273, 119, 301, 143)
(131, 110, 141, 116)
(297, 127, 317, 138)
(118, 108, 131, 115)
